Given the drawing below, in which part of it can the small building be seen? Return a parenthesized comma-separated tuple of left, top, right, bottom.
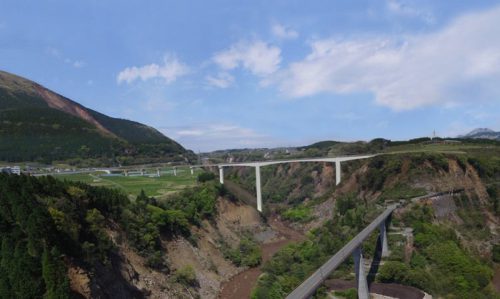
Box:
(11, 166, 21, 175)
(0, 166, 21, 175)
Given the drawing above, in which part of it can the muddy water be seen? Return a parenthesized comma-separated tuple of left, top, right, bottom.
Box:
(218, 217, 305, 299)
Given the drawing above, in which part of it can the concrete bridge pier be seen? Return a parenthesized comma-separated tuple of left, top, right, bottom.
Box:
(255, 165, 262, 212)
(335, 160, 341, 186)
(190, 167, 194, 175)
(353, 246, 369, 299)
(157, 168, 160, 177)
(124, 170, 128, 177)
(141, 169, 144, 176)
(219, 166, 224, 184)
(173, 167, 177, 176)
(379, 220, 389, 257)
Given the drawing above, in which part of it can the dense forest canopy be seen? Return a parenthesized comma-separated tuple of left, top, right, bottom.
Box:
(0, 172, 224, 298)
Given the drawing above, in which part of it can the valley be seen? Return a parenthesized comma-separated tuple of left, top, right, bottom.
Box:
(1, 72, 500, 299)
(3, 1, 500, 298)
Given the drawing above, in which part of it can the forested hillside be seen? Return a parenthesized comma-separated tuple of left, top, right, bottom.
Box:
(0, 70, 194, 165)
(0, 172, 250, 298)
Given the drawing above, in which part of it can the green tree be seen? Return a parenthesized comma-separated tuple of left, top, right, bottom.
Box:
(42, 247, 70, 299)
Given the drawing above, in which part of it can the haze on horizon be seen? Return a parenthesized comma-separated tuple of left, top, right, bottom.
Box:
(1, 0, 500, 152)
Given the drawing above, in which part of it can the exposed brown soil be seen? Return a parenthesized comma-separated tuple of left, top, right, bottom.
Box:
(492, 266, 500, 292)
(325, 279, 425, 299)
(218, 216, 305, 299)
(34, 85, 116, 137)
(67, 265, 91, 298)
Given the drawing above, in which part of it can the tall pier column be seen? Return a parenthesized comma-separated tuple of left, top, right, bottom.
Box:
(190, 167, 194, 175)
(379, 220, 389, 257)
(255, 165, 262, 212)
(335, 160, 341, 185)
(173, 167, 177, 176)
(157, 168, 160, 177)
(219, 166, 224, 184)
(141, 169, 144, 176)
(353, 246, 369, 299)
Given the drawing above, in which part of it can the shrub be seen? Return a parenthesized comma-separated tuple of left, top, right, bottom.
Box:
(377, 261, 410, 283)
(492, 245, 500, 263)
(334, 288, 357, 299)
(224, 238, 262, 267)
(282, 207, 313, 223)
(197, 172, 215, 183)
(174, 265, 198, 287)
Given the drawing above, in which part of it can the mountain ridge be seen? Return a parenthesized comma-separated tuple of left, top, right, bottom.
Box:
(0, 70, 194, 165)
(460, 127, 500, 140)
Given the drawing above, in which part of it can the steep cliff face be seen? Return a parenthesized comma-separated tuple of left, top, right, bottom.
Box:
(225, 153, 500, 252)
(234, 153, 500, 298)
(67, 197, 278, 299)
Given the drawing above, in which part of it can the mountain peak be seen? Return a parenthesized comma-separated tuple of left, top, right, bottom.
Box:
(465, 128, 495, 136)
(459, 128, 500, 141)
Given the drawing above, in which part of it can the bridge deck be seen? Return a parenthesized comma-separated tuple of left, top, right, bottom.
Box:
(286, 204, 398, 299)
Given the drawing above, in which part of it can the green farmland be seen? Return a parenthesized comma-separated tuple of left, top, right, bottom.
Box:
(54, 167, 204, 198)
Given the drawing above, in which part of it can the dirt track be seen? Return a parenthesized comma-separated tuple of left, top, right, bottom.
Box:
(325, 279, 425, 299)
(218, 216, 305, 299)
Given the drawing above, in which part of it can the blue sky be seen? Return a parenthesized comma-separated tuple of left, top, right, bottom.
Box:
(1, 0, 500, 151)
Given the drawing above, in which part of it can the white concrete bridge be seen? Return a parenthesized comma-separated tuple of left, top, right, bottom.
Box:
(207, 155, 375, 212)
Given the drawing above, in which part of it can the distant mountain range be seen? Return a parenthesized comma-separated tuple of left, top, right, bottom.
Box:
(0, 70, 194, 165)
(459, 128, 500, 140)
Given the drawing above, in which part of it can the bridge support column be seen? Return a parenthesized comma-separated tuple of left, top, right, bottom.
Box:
(379, 220, 389, 257)
(157, 168, 160, 177)
(173, 167, 177, 176)
(353, 246, 369, 299)
(190, 167, 194, 175)
(141, 169, 144, 176)
(335, 160, 341, 185)
(255, 165, 262, 212)
(219, 166, 224, 184)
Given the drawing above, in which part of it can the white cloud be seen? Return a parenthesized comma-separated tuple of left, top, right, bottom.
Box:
(271, 23, 299, 40)
(144, 98, 176, 113)
(117, 54, 189, 84)
(206, 72, 234, 88)
(161, 123, 279, 152)
(213, 40, 281, 76)
(275, 6, 500, 111)
(386, 0, 434, 24)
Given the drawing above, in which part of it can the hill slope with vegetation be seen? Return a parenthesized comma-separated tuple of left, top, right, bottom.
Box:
(1, 144, 500, 298)
(223, 148, 500, 298)
(0, 171, 274, 298)
(0, 70, 194, 165)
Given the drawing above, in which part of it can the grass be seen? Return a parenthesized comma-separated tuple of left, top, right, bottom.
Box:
(282, 206, 314, 223)
(384, 142, 500, 155)
(54, 168, 203, 198)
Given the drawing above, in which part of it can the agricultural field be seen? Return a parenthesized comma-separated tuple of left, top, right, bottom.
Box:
(384, 142, 500, 155)
(54, 167, 204, 198)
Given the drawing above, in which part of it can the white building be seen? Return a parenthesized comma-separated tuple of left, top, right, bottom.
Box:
(11, 166, 21, 175)
(1, 166, 21, 175)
